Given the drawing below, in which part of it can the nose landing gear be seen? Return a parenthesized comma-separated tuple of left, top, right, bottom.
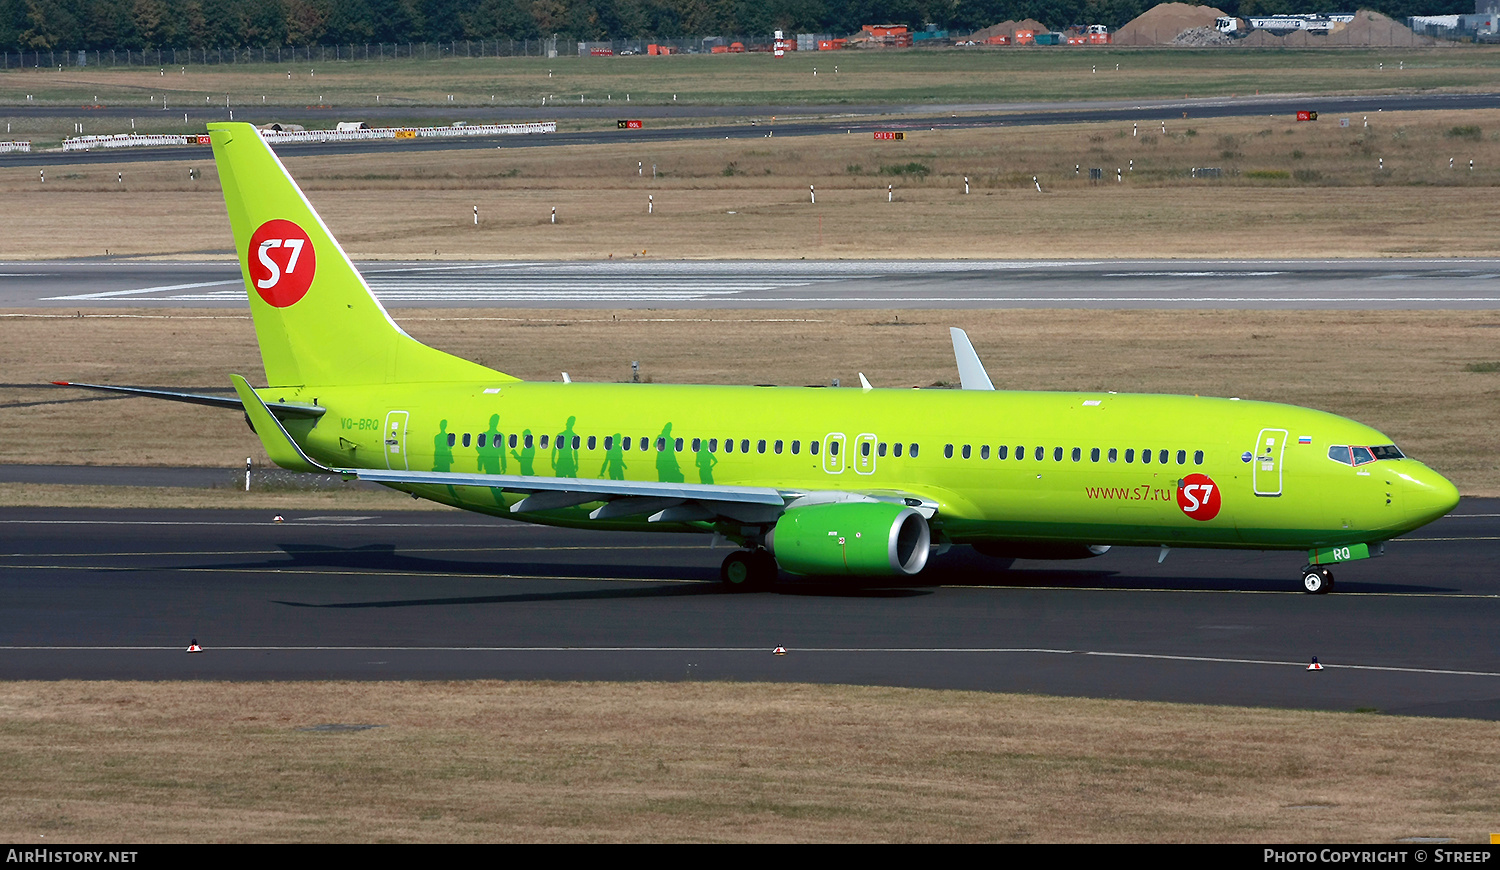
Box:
(1301, 566, 1334, 594)
(721, 549, 778, 591)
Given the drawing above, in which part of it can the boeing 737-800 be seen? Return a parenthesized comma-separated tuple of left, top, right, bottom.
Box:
(58, 123, 1460, 593)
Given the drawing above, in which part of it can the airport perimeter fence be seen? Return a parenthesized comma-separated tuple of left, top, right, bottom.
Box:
(0, 37, 778, 70)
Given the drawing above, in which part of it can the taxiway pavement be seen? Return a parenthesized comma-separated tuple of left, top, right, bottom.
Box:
(2, 504, 1496, 719)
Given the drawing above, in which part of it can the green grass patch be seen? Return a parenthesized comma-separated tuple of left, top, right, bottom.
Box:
(1447, 125, 1484, 140)
(1464, 361, 1500, 372)
(879, 162, 932, 177)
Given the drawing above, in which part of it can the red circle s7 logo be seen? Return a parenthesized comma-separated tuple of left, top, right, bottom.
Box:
(247, 219, 316, 308)
(1177, 473, 1222, 521)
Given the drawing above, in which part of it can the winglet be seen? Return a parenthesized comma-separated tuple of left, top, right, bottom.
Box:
(950, 328, 996, 391)
(230, 374, 333, 473)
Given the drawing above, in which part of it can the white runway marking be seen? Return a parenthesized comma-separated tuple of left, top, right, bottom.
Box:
(44, 280, 241, 300)
(1, 645, 1495, 679)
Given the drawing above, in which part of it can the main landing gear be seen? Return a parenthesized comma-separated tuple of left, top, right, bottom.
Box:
(721, 549, 778, 591)
(1301, 566, 1334, 595)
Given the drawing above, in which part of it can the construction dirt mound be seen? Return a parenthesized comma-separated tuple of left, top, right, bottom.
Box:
(1114, 3, 1226, 46)
(966, 19, 1051, 41)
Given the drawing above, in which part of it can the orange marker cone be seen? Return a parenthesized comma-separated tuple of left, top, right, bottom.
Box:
(773, 646, 787, 656)
(1307, 656, 1322, 671)
(187, 638, 203, 653)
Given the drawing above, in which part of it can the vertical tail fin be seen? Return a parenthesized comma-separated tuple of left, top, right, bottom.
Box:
(207, 122, 513, 388)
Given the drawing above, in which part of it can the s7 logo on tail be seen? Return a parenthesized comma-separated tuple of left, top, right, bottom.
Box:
(247, 219, 316, 307)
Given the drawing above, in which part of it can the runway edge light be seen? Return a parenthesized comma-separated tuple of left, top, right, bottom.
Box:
(1308, 656, 1322, 671)
(773, 646, 787, 656)
(187, 638, 202, 653)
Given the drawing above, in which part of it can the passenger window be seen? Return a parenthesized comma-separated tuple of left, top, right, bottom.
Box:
(811, 440, 819, 455)
(509, 434, 518, 449)
(574, 436, 582, 450)
(1053, 447, 1063, 462)
(863, 441, 872, 457)
(1035, 446, 1044, 461)
(741, 439, 750, 453)
(447, 433, 456, 448)
(461, 433, 470, 448)
(1072, 447, 1081, 462)
(1017, 446, 1026, 461)
(478, 434, 487, 448)
(525, 434, 534, 449)
(1125, 449, 1134, 463)
(710, 438, 719, 452)
(961, 444, 971, 459)
(829, 441, 839, 456)
(674, 437, 683, 452)
(980, 445, 989, 460)
(911, 444, 920, 458)
(1176, 450, 1186, 465)
(1142, 449, 1151, 464)
(604, 436, 613, 450)
(757, 439, 766, 454)
(1193, 450, 1203, 465)
(1108, 448, 1117, 463)
(724, 439, 733, 454)
(588, 435, 596, 450)
(655, 437, 664, 451)
(622, 437, 631, 451)
(1159, 449, 1168, 465)
(775, 440, 784, 454)
(879, 442, 887, 457)
(541, 434, 550, 449)
(792, 440, 800, 454)
(1091, 447, 1100, 462)
(945, 444, 954, 459)
(692, 438, 701, 452)
(893, 442, 903, 457)
(997, 445, 1008, 460)
(640, 437, 649, 451)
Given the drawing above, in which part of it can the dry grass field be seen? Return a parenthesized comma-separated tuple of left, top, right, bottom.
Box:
(4, 306, 1497, 495)
(0, 680, 1496, 842)
(7, 111, 1500, 260)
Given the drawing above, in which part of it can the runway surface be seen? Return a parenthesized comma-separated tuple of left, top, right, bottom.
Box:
(9, 258, 1500, 309)
(2, 503, 1497, 719)
(6, 91, 1499, 168)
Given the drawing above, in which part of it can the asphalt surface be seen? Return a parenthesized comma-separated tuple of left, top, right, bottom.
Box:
(10, 257, 1500, 309)
(5, 91, 1499, 167)
(2, 503, 1496, 719)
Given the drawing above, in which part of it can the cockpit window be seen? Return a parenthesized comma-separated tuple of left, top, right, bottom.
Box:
(1329, 444, 1404, 466)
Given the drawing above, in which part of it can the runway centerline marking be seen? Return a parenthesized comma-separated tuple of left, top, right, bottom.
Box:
(43, 280, 242, 300)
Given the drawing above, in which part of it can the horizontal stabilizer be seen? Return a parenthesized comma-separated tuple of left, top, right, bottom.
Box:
(52, 381, 325, 418)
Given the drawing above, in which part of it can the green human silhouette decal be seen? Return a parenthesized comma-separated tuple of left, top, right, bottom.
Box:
(477, 414, 506, 475)
(511, 429, 535, 476)
(695, 437, 717, 485)
(655, 422, 684, 483)
(551, 416, 578, 478)
(600, 433, 627, 480)
(433, 420, 454, 473)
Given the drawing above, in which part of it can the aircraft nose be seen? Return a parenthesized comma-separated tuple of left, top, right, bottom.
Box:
(1404, 465, 1460, 528)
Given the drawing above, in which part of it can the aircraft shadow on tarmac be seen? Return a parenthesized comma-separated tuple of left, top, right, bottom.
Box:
(185, 541, 1451, 604)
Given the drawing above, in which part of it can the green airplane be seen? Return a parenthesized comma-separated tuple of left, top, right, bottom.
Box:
(60, 122, 1460, 594)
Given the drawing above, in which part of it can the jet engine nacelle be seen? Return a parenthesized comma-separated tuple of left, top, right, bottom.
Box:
(767, 502, 931, 576)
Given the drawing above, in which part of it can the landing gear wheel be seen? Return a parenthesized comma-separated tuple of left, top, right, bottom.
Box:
(721, 549, 777, 591)
(1301, 567, 1334, 595)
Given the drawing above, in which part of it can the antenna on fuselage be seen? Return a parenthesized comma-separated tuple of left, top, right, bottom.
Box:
(950, 328, 996, 391)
